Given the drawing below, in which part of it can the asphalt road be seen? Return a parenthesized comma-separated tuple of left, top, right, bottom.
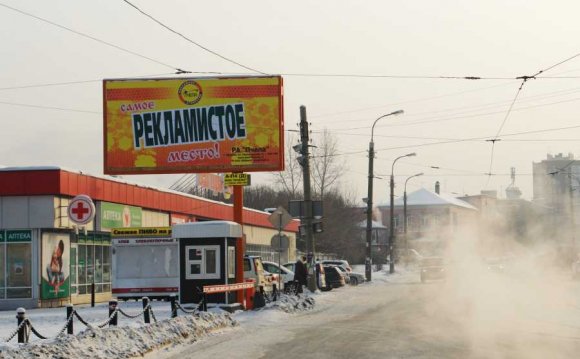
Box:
(160, 270, 580, 359)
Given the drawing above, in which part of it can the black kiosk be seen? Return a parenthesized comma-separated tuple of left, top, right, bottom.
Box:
(173, 221, 242, 306)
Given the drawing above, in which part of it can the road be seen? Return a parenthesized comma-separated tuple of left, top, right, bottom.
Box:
(159, 269, 580, 359)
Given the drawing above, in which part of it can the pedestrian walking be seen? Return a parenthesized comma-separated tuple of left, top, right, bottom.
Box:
(294, 256, 308, 293)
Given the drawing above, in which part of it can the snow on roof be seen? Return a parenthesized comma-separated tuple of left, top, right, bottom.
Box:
(380, 188, 477, 210)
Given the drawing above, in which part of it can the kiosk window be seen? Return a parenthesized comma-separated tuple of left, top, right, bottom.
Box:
(185, 245, 220, 279)
(228, 247, 235, 279)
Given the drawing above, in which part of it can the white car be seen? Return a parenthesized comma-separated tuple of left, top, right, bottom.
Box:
(321, 259, 352, 273)
(262, 261, 295, 285)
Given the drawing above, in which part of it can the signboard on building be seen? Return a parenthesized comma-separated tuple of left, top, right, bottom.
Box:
(100, 202, 142, 230)
(111, 227, 171, 237)
(41, 232, 70, 299)
(68, 195, 96, 226)
(224, 173, 251, 186)
(103, 76, 284, 175)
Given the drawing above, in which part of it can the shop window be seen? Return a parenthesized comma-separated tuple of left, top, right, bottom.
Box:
(6, 243, 32, 299)
(0, 243, 4, 299)
(185, 245, 220, 279)
(70, 246, 77, 295)
(70, 232, 112, 295)
(102, 246, 111, 283)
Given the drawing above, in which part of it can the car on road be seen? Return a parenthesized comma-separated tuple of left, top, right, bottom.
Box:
(573, 258, 580, 279)
(485, 257, 506, 273)
(419, 257, 446, 283)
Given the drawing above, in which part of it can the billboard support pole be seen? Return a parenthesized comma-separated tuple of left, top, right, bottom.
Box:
(233, 184, 245, 304)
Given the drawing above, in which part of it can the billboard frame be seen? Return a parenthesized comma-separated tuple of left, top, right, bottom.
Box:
(103, 75, 284, 175)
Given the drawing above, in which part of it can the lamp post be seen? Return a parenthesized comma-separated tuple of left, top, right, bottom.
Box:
(389, 152, 416, 274)
(404, 172, 423, 266)
(365, 110, 404, 282)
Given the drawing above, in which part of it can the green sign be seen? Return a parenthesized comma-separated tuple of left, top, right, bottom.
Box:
(0, 231, 4, 242)
(100, 202, 142, 229)
(6, 230, 32, 242)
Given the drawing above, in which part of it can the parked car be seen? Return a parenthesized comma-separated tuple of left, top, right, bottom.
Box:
(346, 271, 365, 286)
(262, 261, 295, 285)
(333, 265, 350, 284)
(419, 257, 446, 283)
(321, 259, 352, 273)
(244, 256, 281, 293)
(322, 265, 346, 289)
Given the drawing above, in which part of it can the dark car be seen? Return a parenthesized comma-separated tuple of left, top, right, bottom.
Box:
(420, 257, 445, 283)
(322, 265, 346, 290)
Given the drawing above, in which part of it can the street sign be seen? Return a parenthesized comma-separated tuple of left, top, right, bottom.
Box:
(267, 206, 292, 230)
(288, 200, 323, 219)
(68, 195, 96, 225)
(270, 234, 289, 250)
(224, 173, 251, 186)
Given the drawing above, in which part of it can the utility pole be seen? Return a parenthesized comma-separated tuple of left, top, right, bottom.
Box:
(299, 105, 317, 292)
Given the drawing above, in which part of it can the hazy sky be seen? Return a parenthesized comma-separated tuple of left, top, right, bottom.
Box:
(2, 0, 580, 204)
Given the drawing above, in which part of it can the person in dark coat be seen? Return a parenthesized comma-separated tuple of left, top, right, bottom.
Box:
(294, 256, 308, 293)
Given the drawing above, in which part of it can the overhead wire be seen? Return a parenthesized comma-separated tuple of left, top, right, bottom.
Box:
(484, 51, 580, 186)
(0, 2, 186, 72)
(122, 0, 266, 75)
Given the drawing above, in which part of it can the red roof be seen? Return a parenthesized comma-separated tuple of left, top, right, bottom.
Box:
(0, 167, 298, 231)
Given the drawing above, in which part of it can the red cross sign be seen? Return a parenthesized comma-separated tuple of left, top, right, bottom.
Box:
(68, 195, 96, 225)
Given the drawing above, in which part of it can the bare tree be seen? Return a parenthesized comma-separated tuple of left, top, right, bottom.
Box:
(311, 129, 345, 200)
(273, 133, 302, 197)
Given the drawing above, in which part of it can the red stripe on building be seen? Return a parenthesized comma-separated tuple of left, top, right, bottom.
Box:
(0, 169, 299, 231)
(106, 88, 174, 101)
(207, 85, 280, 98)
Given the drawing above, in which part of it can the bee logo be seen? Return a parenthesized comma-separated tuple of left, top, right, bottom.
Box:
(178, 80, 203, 105)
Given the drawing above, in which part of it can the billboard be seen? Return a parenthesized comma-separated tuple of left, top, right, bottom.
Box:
(41, 232, 70, 299)
(103, 76, 284, 174)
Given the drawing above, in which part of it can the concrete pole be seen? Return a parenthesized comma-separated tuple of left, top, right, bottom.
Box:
(300, 106, 317, 292)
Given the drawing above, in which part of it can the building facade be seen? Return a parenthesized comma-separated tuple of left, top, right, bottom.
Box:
(0, 167, 298, 310)
(378, 188, 478, 256)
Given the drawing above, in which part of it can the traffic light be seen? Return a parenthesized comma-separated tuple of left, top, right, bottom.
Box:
(293, 143, 307, 167)
(312, 220, 324, 233)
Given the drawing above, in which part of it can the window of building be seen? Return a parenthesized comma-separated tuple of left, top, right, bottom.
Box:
(0, 243, 4, 299)
(1, 230, 33, 299)
(185, 245, 220, 279)
(6, 243, 32, 298)
(71, 232, 111, 296)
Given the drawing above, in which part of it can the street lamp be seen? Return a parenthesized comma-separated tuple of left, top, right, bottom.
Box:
(389, 152, 416, 274)
(404, 172, 423, 266)
(365, 109, 404, 282)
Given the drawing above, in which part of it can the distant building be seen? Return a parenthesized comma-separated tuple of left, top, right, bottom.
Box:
(532, 153, 580, 259)
(377, 186, 477, 255)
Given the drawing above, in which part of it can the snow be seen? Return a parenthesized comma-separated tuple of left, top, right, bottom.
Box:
(379, 187, 477, 210)
(0, 293, 318, 359)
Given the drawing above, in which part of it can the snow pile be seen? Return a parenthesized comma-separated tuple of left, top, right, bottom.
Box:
(0, 312, 236, 359)
(258, 294, 315, 313)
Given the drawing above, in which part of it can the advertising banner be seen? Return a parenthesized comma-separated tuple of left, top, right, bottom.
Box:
(41, 232, 70, 299)
(103, 76, 284, 174)
(100, 202, 142, 230)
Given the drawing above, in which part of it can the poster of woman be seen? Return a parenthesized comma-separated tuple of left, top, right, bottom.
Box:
(41, 233, 70, 299)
